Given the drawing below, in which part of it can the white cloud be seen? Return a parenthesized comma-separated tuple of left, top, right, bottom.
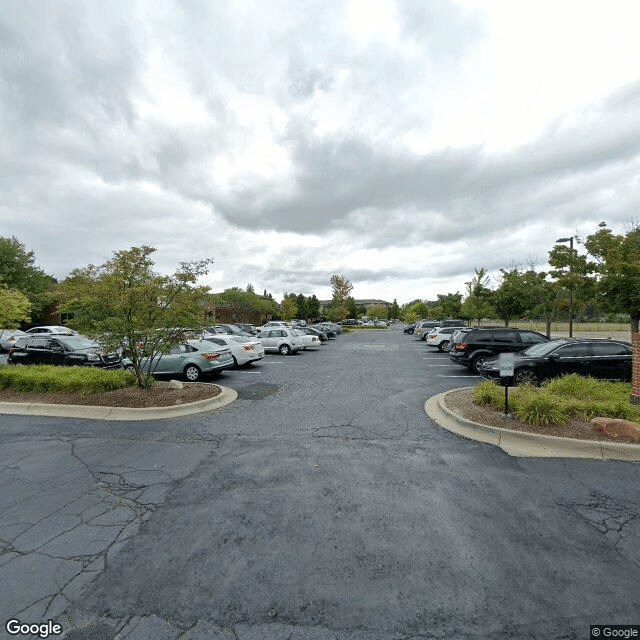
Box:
(2, 0, 640, 305)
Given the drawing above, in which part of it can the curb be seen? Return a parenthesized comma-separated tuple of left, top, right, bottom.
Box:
(425, 388, 640, 461)
(0, 385, 238, 421)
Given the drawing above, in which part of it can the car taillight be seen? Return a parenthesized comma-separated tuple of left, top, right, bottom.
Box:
(243, 345, 253, 351)
(201, 352, 220, 360)
(456, 342, 468, 350)
(429, 333, 436, 339)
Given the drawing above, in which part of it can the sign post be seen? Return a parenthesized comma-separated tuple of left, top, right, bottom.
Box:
(498, 352, 515, 419)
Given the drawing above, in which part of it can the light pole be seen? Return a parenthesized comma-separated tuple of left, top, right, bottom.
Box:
(555, 236, 574, 338)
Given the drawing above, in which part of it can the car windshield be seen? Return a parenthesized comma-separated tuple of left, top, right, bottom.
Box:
(522, 339, 571, 357)
(57, 336, 100, 350)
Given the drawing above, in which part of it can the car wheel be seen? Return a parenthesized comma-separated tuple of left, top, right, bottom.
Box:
(183, 364, 201, 381)
(514, 368, 539, 386)
(439, 340, 451, 352)
(279, 344, 291, 355)
(125, 364, 135, 373)
(472, 355, 489, 375)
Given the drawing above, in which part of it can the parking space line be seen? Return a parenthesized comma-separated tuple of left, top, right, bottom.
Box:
(437, 375, 479, 378)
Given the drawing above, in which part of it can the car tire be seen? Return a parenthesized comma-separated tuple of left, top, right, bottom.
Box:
(472, 355, 489, 375)
(439, 340, 450, 352)
(125, 364, 135, 373)
(183, 364, 201, 382)
(514, 368, 539, 386)
(279, 344, 291, 355)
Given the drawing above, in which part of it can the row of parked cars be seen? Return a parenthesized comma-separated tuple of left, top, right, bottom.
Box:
(1, 321, 344, 382)
(406, 321, 633, 385)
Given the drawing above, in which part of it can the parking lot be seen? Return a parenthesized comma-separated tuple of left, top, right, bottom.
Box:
(1, 325, 640, 639)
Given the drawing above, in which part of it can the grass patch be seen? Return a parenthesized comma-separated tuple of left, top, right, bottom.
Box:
(0, 364, 138, 395)
(472, 375, 640, 427)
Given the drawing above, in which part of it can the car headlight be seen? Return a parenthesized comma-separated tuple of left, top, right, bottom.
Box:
(86, 353, 100, 362)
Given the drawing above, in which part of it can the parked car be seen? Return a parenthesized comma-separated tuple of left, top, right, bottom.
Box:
(316, 322, 342, 334)
(313, 323, 337, 338)
(256, 328, 303, 355)
(448, 327, 549, 374)
(414, 320, 440, 340)
(233, 322, 258, 335)
(256, 321, 290, 332)
(136, 340, 234, 381)
(479, 338, 633, 385)
(25, 325, 76, 336)
(291, 318, 307, 327)
(297, 327, 328, 342)
(8, 335, 124, 369)
(425, 326, 460, 352)
(201, 334, 265, 367)
(342, 319, 360, 325)
(403, 322, 417, 334)
(202, 324, 251, 337)
(0, 329, 27, 351)
(292, 328, 321, 349)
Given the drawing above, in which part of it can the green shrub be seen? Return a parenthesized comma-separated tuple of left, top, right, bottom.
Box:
(473, 379, 503, 405)
(0, 364, 138, 395)
(472, 374, 640, 427)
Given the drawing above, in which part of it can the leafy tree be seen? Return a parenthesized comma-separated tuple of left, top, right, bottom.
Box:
(58, 246, 213, 387)
(389, 298, 400, 322)
(246, 283, 254, 293)
(583, 222, 640, 333)
(367, 304, 389, 320)
(307, 295, 320, 320)
(0, 286, 31, 328)
(345, 296, 359, 318)
(330, 274, 353, 306)
(0, 236, 56, 322)
(295, 293, 308, 320)
(461, 267, 495, 324)
(280, 295, 297, 321)
(547, 241, 595, 325)
(435, 293, 462, 319)
(492, 269, 538, 327)
(324, 304, 348, 322)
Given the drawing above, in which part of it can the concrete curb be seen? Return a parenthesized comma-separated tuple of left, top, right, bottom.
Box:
(0, 385, 238, 421)
(425, 388, 640, 461)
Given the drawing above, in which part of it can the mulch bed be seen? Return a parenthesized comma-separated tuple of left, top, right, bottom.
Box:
(0, 381, 221, 409)
(443, 387, 639, 445)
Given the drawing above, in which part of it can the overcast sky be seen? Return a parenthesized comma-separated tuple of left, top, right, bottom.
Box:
(2, 0, 640, 305)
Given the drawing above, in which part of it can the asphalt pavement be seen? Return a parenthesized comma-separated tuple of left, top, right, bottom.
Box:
(1, 328, 639, 639)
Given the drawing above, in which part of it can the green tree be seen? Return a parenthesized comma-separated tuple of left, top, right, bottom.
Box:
(583, 222, 640, 333)
(461, 268, 495, 324)
(307, 295, 320, 320)
(435, 293, 462, 319)
(367, 304, 388, 320)
(59, 246, 212, 387)
(0, 285, 31, 328)
(295, 293, 308, 320)
(492, 269, 538, 327)
(345, 296, 359, 318)
(324, 304, 348, 322)
(330, 274, 353, 306)
(280, 295, 297, 321)
(0, 236, 56, 322)
(389, 298, 400, 322)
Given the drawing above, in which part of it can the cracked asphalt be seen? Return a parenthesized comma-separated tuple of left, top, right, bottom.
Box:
(1, 326, 639, 639)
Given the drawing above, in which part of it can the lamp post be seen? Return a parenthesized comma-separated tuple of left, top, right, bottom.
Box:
(555, 236, 574, 338)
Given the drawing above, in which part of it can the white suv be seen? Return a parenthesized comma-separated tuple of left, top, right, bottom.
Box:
(257, 328, 303, 355)
(425, 326, 459, 351)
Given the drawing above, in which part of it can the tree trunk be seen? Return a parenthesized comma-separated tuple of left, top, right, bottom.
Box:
(631, 312, 640, 334)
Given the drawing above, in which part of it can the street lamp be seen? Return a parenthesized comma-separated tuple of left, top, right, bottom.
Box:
(555, 236, 574, 338)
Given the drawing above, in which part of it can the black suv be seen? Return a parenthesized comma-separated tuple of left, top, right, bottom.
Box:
(448, 327, 549, 374)
(8, 335, 124, 369)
